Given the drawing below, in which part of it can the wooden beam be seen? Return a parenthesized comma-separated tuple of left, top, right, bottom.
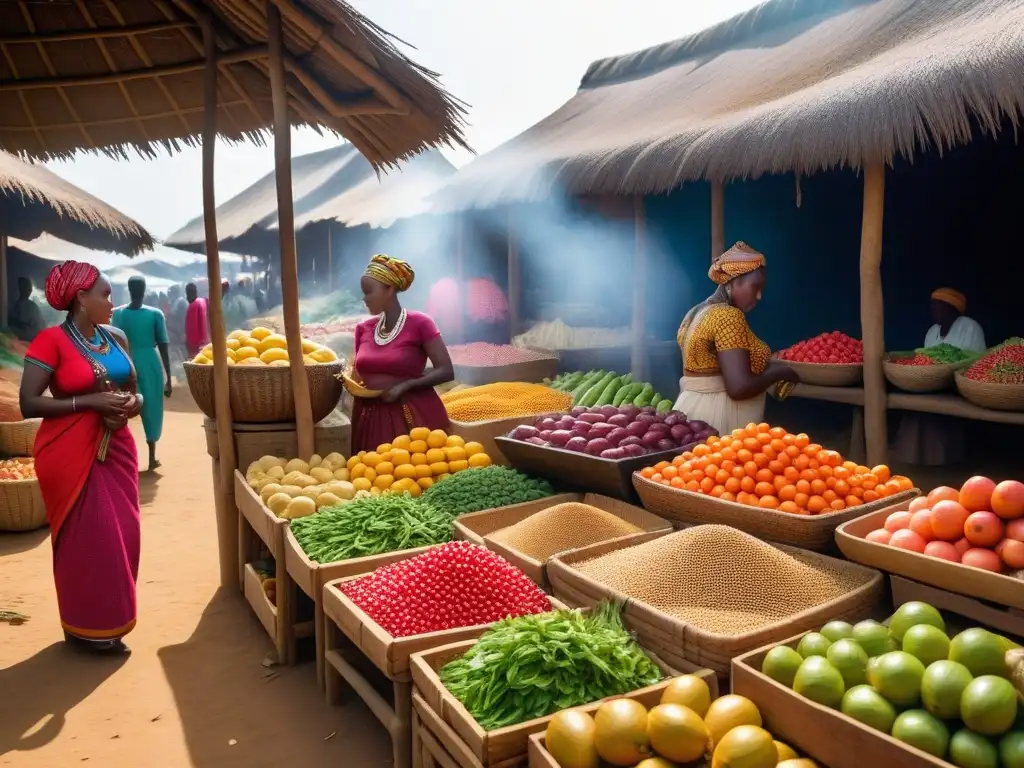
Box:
(201, 21, 239, 590)
(0, 235, 7, 331)
(0, 46, 267, 91)
(281, 57, 403, 117)
(455, 217, 465, 342)
(0, 20, 196, 45)
(859, 160, 888, 467)
(631, 196, 648, 380)
(326, 225, 333, 292)
(268, 3, 315, 460)
(711, 180, 725, 262)
(507, 207, 521, 340)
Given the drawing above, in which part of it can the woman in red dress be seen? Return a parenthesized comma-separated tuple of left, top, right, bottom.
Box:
(19, 261, 142, 655)
(351, 254, 453, 452)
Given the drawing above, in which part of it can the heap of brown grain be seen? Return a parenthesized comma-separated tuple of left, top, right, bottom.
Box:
(486, 503, 642, 561)
(573, 525, 872, 634)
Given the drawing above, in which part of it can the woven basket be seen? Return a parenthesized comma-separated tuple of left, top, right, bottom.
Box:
(183, 361, 344, 423)
(883, 356, 961, 393)
(0, 419, 41, 456)
(955, 371, 1024, 412)
(785, 360, 863, 387)
(0, 478, 46, 531)
(632, 473, 918, 552)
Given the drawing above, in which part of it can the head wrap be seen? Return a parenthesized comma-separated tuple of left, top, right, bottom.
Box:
(364, 253, 415, 292)
(44, 260, 99, 311)
(708, 241, 766, 285)
(932, 287, 966, 314)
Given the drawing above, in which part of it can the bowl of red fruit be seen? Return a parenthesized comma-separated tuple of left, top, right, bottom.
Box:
(776, 331, 864, 387)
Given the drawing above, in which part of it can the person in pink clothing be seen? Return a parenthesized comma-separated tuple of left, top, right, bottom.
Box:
(184, 282, 210, 357)
(351, 254, 453, 452)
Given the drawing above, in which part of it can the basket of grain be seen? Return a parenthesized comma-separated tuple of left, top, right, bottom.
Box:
(0, 458, 45, 532)
(547, 524, 884, 675)
(0, 418, 40, 457)
(183, 361, 344, 423)
(783, 360, 863, 387)
(882, 355, 961, 393)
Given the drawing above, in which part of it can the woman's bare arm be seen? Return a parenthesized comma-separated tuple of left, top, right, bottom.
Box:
(718, 350, 796, 401)
(19, 364, 129, 419)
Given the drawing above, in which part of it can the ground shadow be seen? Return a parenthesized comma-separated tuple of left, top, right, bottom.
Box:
(0, 526, 49, 557)
(0, 642, 127, 757)
(158, 587, 390, 767)
(138, 471, 160, 506)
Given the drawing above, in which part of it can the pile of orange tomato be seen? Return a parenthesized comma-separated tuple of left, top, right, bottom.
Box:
(637, 422, 913, 514)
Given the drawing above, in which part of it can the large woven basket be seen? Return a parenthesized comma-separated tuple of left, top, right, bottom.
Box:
(883, 356, 961, 393)
(784, 360, 863, 387)
(0, 477, 46, 531)
(955, 370, 1024, 411)
(183, 361, 344, 423)
(0, 419, 41, 456)
(632, 473, 918, 552)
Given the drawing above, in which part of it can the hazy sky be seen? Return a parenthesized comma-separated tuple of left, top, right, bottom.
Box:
(44, 0, 762, 241)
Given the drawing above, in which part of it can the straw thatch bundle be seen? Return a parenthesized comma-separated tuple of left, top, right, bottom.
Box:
(0, 0, 468, 168)
(0, 151, 152, 254)
(431, 0, 1024, 210)
(165, 145, 455, 253)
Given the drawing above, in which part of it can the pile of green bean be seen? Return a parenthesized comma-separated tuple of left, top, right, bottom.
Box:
(289, 494, 453, 563)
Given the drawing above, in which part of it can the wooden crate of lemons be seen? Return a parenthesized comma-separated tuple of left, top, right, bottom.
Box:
(349, 426, 492, 496)
(246, 452, 367, 521)
(193, 326, 340, 366)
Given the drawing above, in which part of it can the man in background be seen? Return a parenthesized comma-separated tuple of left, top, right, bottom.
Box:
(185, 282, 210, 358)
(8, 277, 44, 341)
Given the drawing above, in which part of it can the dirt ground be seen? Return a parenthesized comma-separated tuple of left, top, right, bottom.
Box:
(0, 402, 391, 767)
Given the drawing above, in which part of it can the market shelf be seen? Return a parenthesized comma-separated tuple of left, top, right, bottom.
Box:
(786, 384, 866, 405)
(887, 391, 1024, 425)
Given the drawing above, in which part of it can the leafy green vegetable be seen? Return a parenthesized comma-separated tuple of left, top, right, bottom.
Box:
(914, 343, 978, 365)
(290, 495, 452, 563)
(440, 601, 663, 730)
(421, 466, 553, 516)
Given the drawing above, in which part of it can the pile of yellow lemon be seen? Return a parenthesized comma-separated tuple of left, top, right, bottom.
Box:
(191, 327, 339, 366)
(347, 427, 492, 496)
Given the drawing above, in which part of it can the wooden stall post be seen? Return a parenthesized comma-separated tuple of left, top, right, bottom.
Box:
(0, 234, 7, 330)
(268, 4, 315, 460)
(711, 180, 725, 261)
(455, 216, 465, 342)
(201, 21, 239, 589)
(859, 161, 888, 467)
(507, 207, 521, 339)
(327, 226, 333, 292)
(631, 196, 648, 380)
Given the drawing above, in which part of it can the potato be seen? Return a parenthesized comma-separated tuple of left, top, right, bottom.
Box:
(325, 480, 355, 500)
(266, 465, 285, 481)
(310, 467, 334, 483)
(266, 492, 292, 516)
(284, 496, 316, 519)
(278, 484, 303, 498)
(316, 492, 342, 509)
(297, 485, 323, 500)
(258, 455, 285, 472)
(323, 452, 345, 468)
(332, 468, 350, 482)
(246, 460, 262, 476)
(256, 477, 278, 492)
(284, 458, 310, 475)
(247, 473, 263, 489)
(308, 453, 323, 469)
(260, 483, 282, 503)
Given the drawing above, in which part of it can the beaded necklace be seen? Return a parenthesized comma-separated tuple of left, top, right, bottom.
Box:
(374, 308, 407, 346)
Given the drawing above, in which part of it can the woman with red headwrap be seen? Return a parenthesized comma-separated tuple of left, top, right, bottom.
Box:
(19, 261, 143, 655)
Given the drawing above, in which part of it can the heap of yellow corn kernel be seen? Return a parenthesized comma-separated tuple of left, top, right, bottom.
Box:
(347, 426, 492, 496)
(441, 382, 573, 422)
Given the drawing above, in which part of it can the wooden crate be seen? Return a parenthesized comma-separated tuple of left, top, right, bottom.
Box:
(284, 528, 439, 690)
(472, 493, 671, 589)
(448, 415, 539, 467)
(732, 632, 946, 768)
(890, 575, 1024, 640)
(410, 639, 716, 767)
(547, 531, 886, 676)
(837, 500, 1024, 610)
(208, 417, 352, 470)
(322, 578, 564, 768)
(413, 693, 520, 768)
(452, 494, 579, 545)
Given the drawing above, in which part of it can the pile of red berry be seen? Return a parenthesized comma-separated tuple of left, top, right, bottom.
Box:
(963, 340, 1024, 384)
(891, 353, 935, 366)
(339, 541, 551, 637)
(777, 332, 864, 364)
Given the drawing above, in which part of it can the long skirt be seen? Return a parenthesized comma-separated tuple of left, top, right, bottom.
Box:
(672, 375, 766, 436)
(133, 346, 165, 442)
(54, 428, 141, 641)
(351, 388, 450, 453)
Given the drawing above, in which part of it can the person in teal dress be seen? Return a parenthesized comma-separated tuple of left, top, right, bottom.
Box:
(112, 277, 172, 471)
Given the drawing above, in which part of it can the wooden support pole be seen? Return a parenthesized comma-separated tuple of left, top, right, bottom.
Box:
(631, 197, 648, 380)
(455, 217, 465, 342)
(327, 226, 333, 292)
(268, 3, 315, 460)
(201, 22, 239, 589)
(507, 208, 520, 340)
(711, 180, 725, 262)
(0, 235, 7, 330)
(859, 160, 888, 467)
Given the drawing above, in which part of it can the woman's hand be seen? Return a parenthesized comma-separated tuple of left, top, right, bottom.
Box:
(80, 392, 130, 418)
(381, 382, 409, 403)
(103, 414, 128, 431)
(123, 394, 143, 418)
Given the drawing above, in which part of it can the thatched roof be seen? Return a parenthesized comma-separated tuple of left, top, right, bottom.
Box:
(431, 0, 1024, 210)
(1, 150, 153, 254)
(0, 0, 469, 167)
(165, 144, 455, 254)
(9, 233, 238, 270)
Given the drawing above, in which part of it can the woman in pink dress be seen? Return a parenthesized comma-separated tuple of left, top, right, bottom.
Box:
(351, 254, 453, 452)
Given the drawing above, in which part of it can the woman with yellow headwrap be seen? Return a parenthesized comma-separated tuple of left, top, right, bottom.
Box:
(673, 242, 799, 435)
(350, 254, 454, 452)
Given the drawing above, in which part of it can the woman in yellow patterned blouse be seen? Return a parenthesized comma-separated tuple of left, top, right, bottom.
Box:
(673, 242, 799, 434)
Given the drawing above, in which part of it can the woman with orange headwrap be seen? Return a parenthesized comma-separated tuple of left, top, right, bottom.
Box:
(349, 254, 454, 452)
(19, 261, 142, 655)
(924, 288, 986, 353)
(673, 242, 798, 435)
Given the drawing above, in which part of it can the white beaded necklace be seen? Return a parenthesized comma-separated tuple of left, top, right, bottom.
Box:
(374, 308, 407, 346)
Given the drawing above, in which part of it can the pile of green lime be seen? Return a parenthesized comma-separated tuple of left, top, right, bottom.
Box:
(760, 602, 1024, 767)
